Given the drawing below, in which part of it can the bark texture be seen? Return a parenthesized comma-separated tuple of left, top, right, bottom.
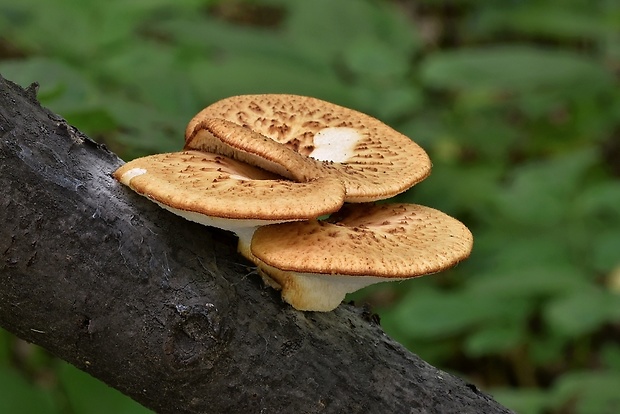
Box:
(0, 74, 513, 414)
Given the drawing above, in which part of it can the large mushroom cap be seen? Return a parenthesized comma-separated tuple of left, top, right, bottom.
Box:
(249, 203, 472, 311)
(113, 150, 346, 230)
(186, 94, 432, 202)
(251, 203, 473, 277)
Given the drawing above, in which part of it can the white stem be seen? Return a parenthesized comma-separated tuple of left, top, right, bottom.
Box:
(258, 262, 389, 312)
(234, 227, 258, 260)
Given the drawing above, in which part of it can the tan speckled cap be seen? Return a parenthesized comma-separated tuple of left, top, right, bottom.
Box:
(113, 150, 346, 230)
(185, 118, 323, 182)
(251, 203, 473, 277)
(185, 94, 432, 202)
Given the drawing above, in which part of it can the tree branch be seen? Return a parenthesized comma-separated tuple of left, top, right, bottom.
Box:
(0, 75, 512, 413)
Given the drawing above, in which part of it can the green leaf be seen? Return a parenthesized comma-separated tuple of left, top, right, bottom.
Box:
(58, 363, 153, 414)
(188, 57, 351, 106)
(0, 367, 59, 414)
(544, 288, 620, 337)
(161, 17, 306, 66)
(576, 181, 620, 222)
(600, 343, 620, 372)
(420, 46, 613, 93)
(494, 149, 598, 226)
(490, 387, 549, 414)
(399, 163, 502, 217)
(285, 0, 419, 64)
(474, 232, 573, 271)
(529, 334, 569, 366)
(591, 230, 620, 273)
(550, 371, 620, 414)
(343, 38, 410, 81)
(384, 287, 502, 340)
(350, 85, 423, 121)
(465, 324, 524, 357)
(0, 329, 10, 366)
(0, 57, 102, 115)
(473, 4, 611, 41)
(97, 40, 198, 115)
(466, 264, 590, 299)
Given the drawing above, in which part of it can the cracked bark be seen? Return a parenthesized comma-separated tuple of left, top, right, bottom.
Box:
(0, 74, 513, 414)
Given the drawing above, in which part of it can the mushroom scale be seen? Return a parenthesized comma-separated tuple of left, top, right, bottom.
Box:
(249, 203, 473, 311)
(113, 150, 346, 248)
(185, 94, 432, 202)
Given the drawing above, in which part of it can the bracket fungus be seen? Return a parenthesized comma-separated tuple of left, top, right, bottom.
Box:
(113, 150, 346, 256)
(185, 94, 432, 202)
(250, 203, 473, 311)
(185, 118, 322, 184)
(114, 94, 473, 312)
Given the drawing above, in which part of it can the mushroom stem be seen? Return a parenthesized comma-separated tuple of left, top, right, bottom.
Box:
(235, 226, 258, 261)
(257, 263, 388, 312)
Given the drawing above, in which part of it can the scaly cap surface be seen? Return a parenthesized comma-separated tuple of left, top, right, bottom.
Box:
(114, 150, 346, 229)
(186, 94, 432, 202)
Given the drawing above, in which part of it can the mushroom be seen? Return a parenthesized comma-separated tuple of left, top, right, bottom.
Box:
(113, 95, 472, 313)
(113, 150, 346, 256)
(185, 118, 322, 182)
(185, 94, 432, 202)
(249, 203, 474, 311)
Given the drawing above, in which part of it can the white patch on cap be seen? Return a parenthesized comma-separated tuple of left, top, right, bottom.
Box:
(309, 127, 361, 163)
(120, 168, 147, 183)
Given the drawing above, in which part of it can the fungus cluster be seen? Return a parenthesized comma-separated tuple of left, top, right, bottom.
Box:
(114, 94, 473, 311)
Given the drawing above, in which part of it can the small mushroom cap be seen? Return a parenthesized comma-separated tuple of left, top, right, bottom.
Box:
(113, 150, 346, 230)
(251, 203, 473, 278)
(186, 94, 432, 202)
(186, 118, 322, 182)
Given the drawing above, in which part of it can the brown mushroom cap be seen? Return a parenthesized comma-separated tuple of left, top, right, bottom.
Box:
(186, 118, 323, 182)
(113, 150, 346, 231)
(185, 94, 432, 202)
(252, 203, 473, 277)
(249, 203, 473, 311)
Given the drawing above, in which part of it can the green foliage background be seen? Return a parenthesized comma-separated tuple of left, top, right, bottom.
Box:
(1, 0, 620, 413)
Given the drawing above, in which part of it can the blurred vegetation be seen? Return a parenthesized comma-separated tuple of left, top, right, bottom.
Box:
(1, 0, 619, 413)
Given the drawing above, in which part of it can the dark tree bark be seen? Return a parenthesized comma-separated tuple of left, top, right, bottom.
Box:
(0, 74, 512, 414)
